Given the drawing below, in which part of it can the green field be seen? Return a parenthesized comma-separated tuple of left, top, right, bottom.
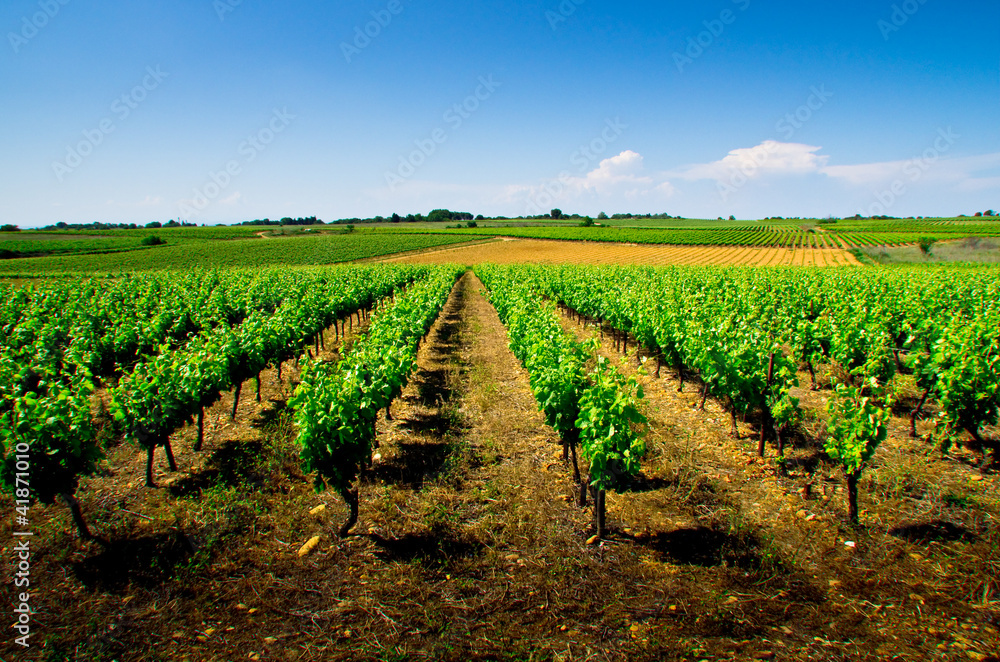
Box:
(4, 216, 1000, 275)
(418, 223, 1000, 250)
(0, 231, 482, 275)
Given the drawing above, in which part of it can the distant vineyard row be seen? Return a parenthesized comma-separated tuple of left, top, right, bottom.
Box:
(0, 232, 479, 275)
(450, 226, 1000, 248)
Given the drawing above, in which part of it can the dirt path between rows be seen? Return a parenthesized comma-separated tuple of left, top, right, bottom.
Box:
(6, 272, 997, 662)
(552, 303, 1000, 661)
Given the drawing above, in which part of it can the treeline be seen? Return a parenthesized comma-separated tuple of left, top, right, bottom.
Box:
(240, 217, 324, 227)
(332, 209, 477, 224)
(328, 210, 690, 224)
(38, 220, 198, 231)
(845, 211, 998, 221)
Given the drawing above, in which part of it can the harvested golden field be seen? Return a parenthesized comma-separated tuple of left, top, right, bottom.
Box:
(381, 238, 862, 266)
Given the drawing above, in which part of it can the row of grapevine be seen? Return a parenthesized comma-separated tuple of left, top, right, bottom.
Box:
(459, 227, 856, 248)
(289, 265, 464, 537)
(0, 270, 304, 382)
(0, 265, 432, 539)
(476, 264, 646, 537)
(110, 267, 426, 487)
(0, 233, 480, 276)
(524, 264, 999, 522)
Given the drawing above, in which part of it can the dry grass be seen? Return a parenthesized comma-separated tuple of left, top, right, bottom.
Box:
(5, 273, 999, 662)
(551, 304, 1000, 662)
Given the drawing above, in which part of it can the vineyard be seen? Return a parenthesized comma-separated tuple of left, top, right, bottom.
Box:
(2, 262, 999, 660)
(5, 217, 1000, 277)
(0, 232, 483, 275)
(443, 221, 1000, 250)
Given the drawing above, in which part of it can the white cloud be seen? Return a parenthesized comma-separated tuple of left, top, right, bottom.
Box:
(655, 181, 677, 196)
(359, 143, 999, 220)
(673, 141, 829, 181)
(820, 161, 906, 185)
(669, 141, 1000, 213)
(585, 150, 648, 183)
(502, 150, 675, 214)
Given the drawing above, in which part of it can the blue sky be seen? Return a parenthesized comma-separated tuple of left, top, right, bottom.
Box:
(2, 0, 998, 227)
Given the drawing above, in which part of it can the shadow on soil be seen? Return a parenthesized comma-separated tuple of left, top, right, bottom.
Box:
(371, 281, 467, 489)
(616, 472, 678, 493)
(637, 526, 764, 569)
(74, 531, 194, 592)
(399, 298, 463, 417)
(250, 398, 288, 429)
(782, 450, 825, 474)
(169, 439, 267, 497)
(889, 520, 977, 544)
(366, 530, 482, 567)
(367, 441, 452, 489)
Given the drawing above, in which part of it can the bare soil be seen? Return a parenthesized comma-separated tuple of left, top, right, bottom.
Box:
(552, 303, 1000, 662)
(3, 272, 997, 662)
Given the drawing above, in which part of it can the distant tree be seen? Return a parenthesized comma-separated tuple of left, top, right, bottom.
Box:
(475, 214, 485, 221)
(427, 209, 452, 223)
(467, 221, 478, 228)
(346, 224, 355, 233)
(145, 221, 162, 229)
(391, 213, 402, 223)
(986, 210, 996, 217)
(0, 224, 19, 232)
(580, 217, 595, 227)
(141, 235, 165, 246)
(729, 215, 736, 221)
(975, 212, 983, 217)
(597, 212, 608, 220)
(164, 220, 180, 228)
(550, 209, 563, 220)
(918, 237, 936, 257)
